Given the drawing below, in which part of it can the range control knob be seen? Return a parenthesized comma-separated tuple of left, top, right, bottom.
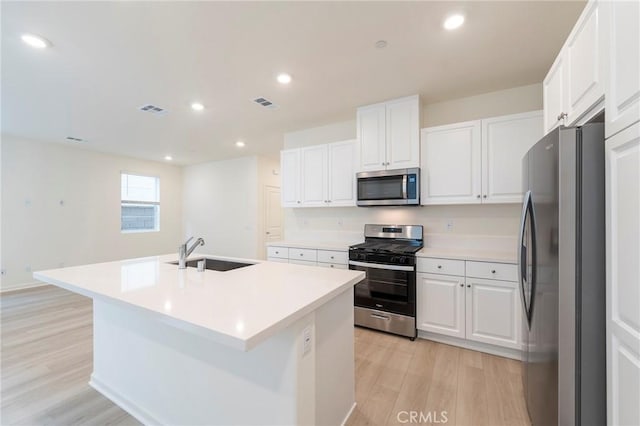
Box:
(390, 256, 399, 263)
(398, 257, 408, 264)
(359, 253, 367, 261)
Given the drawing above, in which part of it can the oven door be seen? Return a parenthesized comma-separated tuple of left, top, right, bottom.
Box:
(349, 260, 416, 316)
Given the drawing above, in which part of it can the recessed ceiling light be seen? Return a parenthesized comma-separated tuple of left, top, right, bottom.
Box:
(191, 102, 204, 111)
(164, 155, 173, 161)
(443, 14, 465, 30)
(21, 33, 50, 49)
(276, 73, 292, 84)
(235, 141, 245, 148)
(375, 40, 387, 49)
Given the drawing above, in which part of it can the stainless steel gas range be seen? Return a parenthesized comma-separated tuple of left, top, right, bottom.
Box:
(349, 224, 423, 340)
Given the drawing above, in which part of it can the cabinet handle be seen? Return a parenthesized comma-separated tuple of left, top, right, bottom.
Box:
(467, 284, 471, 288)
(483, 195, 487, 198)
(297, 201, 301, 204)
(491, 269, 496, 274)
(330, 256, 334, 259)
(275, 251, 279, 254)
(476, 195, 481, 199)
(330, 264, 334, 268)
(557, 112, 568, 121)
(437, 265, 442, 269)
(300, 253, 303, 257)
(460, 283, 464, 287)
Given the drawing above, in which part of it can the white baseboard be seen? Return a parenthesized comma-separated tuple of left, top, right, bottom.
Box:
(0, 281, 47, 294)
(341, 402, 357, 426)
(89, 374, 162, 426)
(417, 331, 522, 360)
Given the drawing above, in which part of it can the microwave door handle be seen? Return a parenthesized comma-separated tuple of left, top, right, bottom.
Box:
(402, 175, 407, 199)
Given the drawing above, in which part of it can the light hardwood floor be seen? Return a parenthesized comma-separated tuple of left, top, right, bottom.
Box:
(1, 286, 530, 426)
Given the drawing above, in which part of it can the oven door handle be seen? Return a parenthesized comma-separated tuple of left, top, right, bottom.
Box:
(348, 260, 414, 272)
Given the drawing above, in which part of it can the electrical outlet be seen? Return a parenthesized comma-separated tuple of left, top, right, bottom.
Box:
(302, 326, 312, 355)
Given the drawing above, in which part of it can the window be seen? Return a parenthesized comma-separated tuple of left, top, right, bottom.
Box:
(121, 173, 160, 232)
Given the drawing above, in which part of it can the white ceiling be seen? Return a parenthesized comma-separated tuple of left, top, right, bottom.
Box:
(2, 1, 585, 165)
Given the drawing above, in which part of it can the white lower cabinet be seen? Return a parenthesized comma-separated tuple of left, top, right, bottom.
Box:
(266, 244, 349, 269)
(417, 257, 521, 352)
(416, 273, 465, 338)
(465, 277, 520, 349)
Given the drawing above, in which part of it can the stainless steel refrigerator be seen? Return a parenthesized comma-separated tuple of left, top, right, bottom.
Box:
(519, 122, 606, 426)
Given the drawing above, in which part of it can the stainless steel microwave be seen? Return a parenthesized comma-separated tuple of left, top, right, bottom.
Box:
(356, 168, 420, 206)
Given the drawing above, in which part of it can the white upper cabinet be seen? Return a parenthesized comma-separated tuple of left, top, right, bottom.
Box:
(482, 111, 543, 203)
(421, 111, 542, 205)
(602, 0, 640, 138)
(327, 140, 357, 206)
(421, 120, 482, 205)
(300, 145, 328, 206)
(280, 140, 356, 208)
(357, 95, 420, 171)
(280, 149, 301, 207)
(357, 103, 387, 171)
(544, 0, 605, 133)
(543, 53, 567, 133)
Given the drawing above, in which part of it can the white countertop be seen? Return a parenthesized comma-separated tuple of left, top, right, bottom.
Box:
(417, 247, 517, 264)
(33, 253, 364, 351)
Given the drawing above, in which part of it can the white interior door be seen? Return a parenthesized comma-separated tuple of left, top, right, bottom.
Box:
(606, 122, 640, 426)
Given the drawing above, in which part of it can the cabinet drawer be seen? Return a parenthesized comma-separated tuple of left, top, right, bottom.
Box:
(417, 258, 465, 276)
(289, 248, 318, 262)
(316, 262, 347, 270)
(267, 246, 289, 259)
(466, 261, 517, 282)
(267, 257, 289, 264)
(289, 259, 317, 266)
(317, 250, 348, 265)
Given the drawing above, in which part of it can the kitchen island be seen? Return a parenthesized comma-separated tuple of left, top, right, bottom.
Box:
(34, 254, 364, 426)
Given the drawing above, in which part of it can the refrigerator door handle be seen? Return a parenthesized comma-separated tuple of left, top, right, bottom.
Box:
(518, 191, 531, 316)
(518, 190, 537, 329)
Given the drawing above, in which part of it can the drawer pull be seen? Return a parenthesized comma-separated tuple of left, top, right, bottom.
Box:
(371, 314, 390, 321)
(491, 269, 496, 274)
(437, 265, 442, 269)
(330, 256, 334, 259)
(330, 264, 334, 268)
(467, 284, 471, 288)
(300, 253, 303, 256)
(460, 283, 464, 287)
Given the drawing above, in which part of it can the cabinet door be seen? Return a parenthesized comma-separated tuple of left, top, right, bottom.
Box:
(328, 140, 356, 206)
(465, 278, 520, 349)
(386, 95, 420, 169)
(606, 123, 640, 426)
(280, 149, 300, 207)
(421, 121, 482, 205)
(300, 145, 328, 206)
(603, 0, 640, 138)
(543, 52, 567, 134)
(565, 0, 605, 126)
(416, 273, 465, 338)
(357, 103, 387, 171)
(481, 111, 543, 203)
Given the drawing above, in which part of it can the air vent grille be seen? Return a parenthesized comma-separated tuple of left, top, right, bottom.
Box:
(66, 136, 84, 142)
(139, 104, 167, 114)
(253, 97, 277, 109)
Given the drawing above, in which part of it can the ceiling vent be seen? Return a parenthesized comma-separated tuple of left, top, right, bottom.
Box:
(139, 104, 167, 114)
(253, 97, 277, 109)
(66, 136, 85, 142)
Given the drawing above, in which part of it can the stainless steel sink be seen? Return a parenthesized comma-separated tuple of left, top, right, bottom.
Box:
(168, 257, 254, 272)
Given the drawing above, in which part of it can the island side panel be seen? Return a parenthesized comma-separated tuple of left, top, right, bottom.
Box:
(90, 299, 311, 426)
(314, 287, 356, 426)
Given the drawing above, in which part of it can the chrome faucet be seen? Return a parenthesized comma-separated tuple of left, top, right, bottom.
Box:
(178, 237, 205, 269)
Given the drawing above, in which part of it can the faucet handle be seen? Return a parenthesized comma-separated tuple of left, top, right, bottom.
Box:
(183, 236, 194, 245)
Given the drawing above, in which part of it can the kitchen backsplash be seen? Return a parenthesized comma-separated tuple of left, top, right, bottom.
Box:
(283, 204, 521, 249)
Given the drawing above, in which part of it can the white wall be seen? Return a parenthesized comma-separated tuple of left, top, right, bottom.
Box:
(1, 135, 183, 291)
(282, 83, 542, 243)
(423, 83, 542, 127)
